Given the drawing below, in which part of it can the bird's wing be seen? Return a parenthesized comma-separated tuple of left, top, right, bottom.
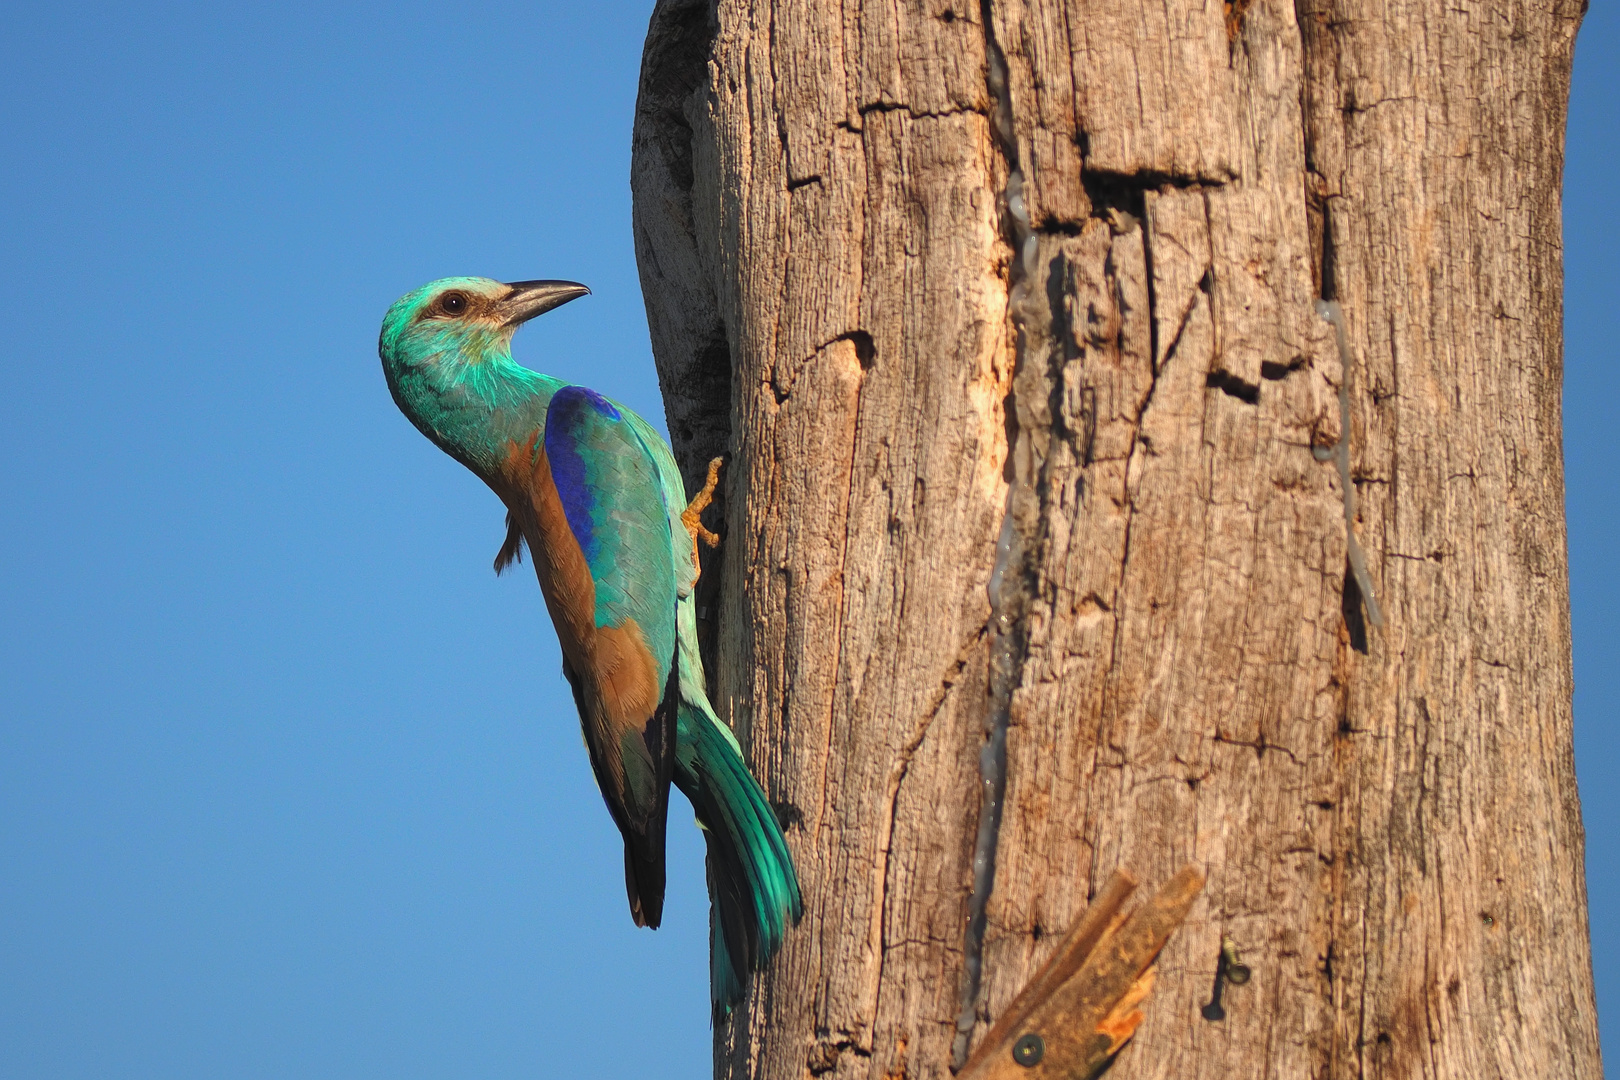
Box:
(498, 402, 695, 596)
(619, 406, 699, 599)
(539, 386, 680, 924)
(544, 388, 680, 666)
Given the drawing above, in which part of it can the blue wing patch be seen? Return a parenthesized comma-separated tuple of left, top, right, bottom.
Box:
(545, 386, 620, 564)
(543, 385, 678, 676)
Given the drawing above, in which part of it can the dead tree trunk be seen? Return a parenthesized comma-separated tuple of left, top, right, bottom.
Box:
(631, 1, 1598, 1077)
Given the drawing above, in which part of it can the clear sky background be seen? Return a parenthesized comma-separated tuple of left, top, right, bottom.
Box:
(0, 3, 1615, 1078)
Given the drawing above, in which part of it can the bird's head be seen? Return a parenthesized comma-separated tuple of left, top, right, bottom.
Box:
(379, 276, 590, 376)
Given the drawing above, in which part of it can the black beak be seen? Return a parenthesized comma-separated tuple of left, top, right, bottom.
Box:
(496, 279, 590, 327)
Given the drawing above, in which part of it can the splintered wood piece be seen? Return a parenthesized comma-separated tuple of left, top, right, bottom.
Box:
(1094, 967, 1156, 1055)
(958, 871, 1138, 1076)
(957, 865, 1205, 1080)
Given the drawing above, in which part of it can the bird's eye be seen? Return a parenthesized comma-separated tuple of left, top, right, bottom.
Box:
(439, 291, 469, 316)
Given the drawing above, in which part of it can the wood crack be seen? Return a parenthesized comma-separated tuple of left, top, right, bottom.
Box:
(952, 1, 1036, 1068)
(868, 625, 988, 1039)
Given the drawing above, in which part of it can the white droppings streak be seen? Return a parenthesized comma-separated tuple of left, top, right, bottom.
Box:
(952, 9, 1039, 1061)
(1314, 299, 1385, 628)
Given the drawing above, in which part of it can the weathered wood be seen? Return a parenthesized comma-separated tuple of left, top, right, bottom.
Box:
(957, 870, 1139, 1075)
(958, 866, 1205, 1080)
(631, 1, 1597, 1077)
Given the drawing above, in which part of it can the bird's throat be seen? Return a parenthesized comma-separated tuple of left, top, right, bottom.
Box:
(385, 347, 561, 482)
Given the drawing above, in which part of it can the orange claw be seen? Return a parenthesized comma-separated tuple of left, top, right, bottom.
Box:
(681, 456, 724, 569)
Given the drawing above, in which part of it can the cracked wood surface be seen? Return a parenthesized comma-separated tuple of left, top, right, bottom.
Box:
(630, 0, 1596, 1077)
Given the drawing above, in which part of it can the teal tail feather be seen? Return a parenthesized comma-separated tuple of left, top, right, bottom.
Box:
(674, 702, 803, 1020)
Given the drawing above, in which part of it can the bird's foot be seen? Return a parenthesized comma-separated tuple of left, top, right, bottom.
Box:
(682, 456, 725, 550)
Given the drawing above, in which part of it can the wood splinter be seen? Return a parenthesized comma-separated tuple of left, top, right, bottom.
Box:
(956, 864, 1206, 1080)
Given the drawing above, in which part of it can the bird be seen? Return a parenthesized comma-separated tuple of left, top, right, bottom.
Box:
(378, 276, 801, 1016)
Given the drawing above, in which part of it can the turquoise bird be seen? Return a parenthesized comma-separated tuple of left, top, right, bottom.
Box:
(378, 276, 800, 1015)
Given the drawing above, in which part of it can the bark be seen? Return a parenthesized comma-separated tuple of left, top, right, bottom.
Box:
(630, 1, 1597, 1078)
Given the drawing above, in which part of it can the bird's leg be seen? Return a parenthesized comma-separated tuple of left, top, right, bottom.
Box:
(682, 456, 725, 551)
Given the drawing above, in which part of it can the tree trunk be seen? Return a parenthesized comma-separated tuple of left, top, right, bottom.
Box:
(630, 1, 1597, 1077)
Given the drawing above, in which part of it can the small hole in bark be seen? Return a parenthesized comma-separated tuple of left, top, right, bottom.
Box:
(1342, 561, 1369, 653)
(772, 800, 805, 831)
(842, 329, 876, 369)
(1261, 356, 1309, 380)
(1224, 0, 1253, 38)
(1002, 390, 1020, 482)
(1320, 199, 1338, 300)
(1080, 169, 1147, 219)
(1375, 1033, 1392, 1046)
(1206, 370, 1260, 405)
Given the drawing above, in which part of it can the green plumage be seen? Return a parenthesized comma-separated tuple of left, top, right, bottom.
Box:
(379, 276, 801, 1017)
(677, 698, 801, 1009)
(544, 387, 678, 666)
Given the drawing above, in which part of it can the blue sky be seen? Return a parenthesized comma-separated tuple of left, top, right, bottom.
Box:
(1566, 1, 1620, 1070)
(0, 3, 1615, 1077)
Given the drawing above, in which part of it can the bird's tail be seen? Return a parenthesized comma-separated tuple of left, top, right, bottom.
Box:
(674, 701, 802, 1020)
